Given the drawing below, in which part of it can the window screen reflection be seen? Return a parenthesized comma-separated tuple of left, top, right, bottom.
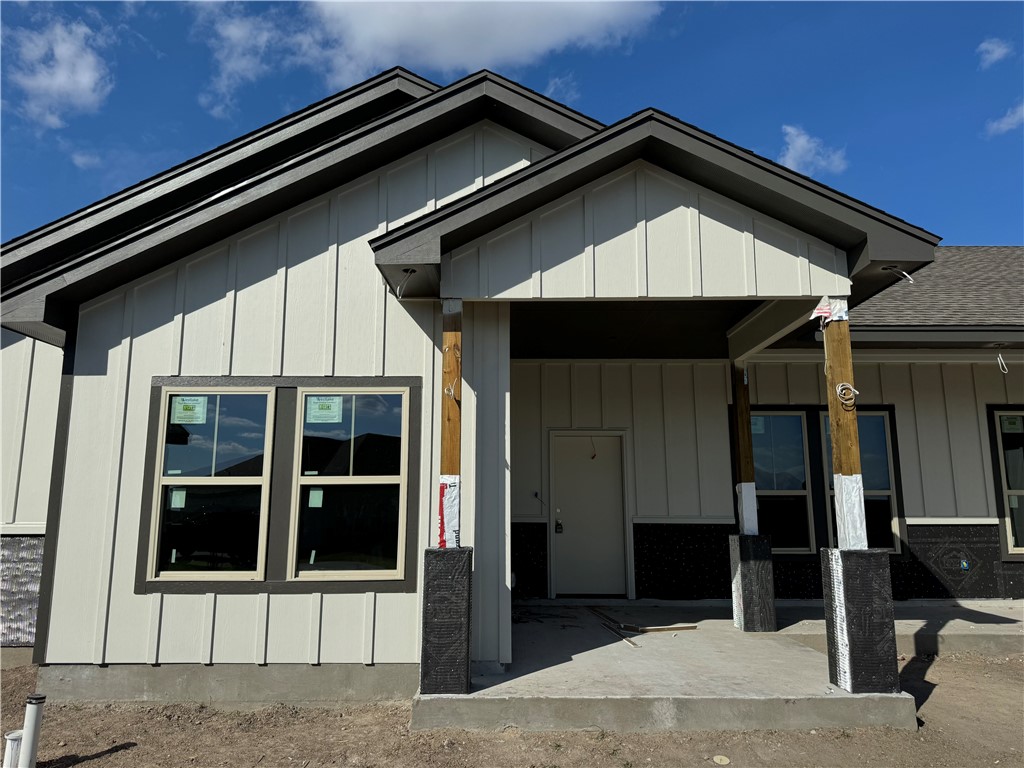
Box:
(300, 393, 403, 477)
(752, 415, 806, 491)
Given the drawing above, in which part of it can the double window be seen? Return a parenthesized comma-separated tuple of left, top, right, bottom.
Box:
(751, 408, 900, 554)
(139, 377, 419, 592)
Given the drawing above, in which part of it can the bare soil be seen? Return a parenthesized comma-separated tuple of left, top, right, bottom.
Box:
(1, 653, 1021, 768)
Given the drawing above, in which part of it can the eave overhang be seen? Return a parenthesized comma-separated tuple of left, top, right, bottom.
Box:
(370, 109, 941, 302)
(1, 70, 603, 346)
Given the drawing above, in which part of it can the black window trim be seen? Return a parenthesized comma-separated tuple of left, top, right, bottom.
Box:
(135, 375, 422, 594)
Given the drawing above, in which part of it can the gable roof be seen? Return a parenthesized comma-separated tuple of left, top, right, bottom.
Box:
(1, 69, 602, 345)
(370, 107, 941, 303)
(853, 246, 1024, 328)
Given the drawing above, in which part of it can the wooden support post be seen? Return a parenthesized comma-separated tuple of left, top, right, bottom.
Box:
(420, 298, 473, 696)
(819, 297, 898, 694)
(440, 298, 463, 548)
(822, 310, 867, 550)
(731, 363, 757, 535)
(729, 362, 775, 632)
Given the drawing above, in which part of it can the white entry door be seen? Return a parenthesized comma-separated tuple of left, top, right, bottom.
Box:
(551, 433, 626, 596)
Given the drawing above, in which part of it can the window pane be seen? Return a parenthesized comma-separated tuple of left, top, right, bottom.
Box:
(296, 484, 400, 572)
(1009, 495, 1024, 549)
(157, 485, 261, 572)
(301, 395, 354, 477)
(828, 495, 895, 550)
(756, 494, 811, 550)
(752, 415, 806, 491)
(352, 394, 403, 476)
(163, 394, 268, 478)
(1000, 417, 1024, 490)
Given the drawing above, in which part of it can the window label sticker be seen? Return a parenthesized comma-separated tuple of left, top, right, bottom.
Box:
(751, 416, 765, 435)
(1000, 415, 1023, 434)
(170, 487, 186, 510)
(171, 396, 207, 425)
(306, 395, 343, 424)
(309, 488, 324, 508)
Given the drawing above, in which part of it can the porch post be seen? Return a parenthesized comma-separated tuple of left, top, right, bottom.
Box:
(420, 298, 473, 695)
(820, 299, 899, 693)
(729, 363, 776, 632)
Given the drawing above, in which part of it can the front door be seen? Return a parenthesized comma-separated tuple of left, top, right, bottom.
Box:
(551, 433, 626, 596)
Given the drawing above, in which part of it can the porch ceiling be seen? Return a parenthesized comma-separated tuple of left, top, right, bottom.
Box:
(510, 300, 760, 359)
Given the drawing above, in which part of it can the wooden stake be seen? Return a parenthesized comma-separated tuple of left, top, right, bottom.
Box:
(823, 311, 867, 549)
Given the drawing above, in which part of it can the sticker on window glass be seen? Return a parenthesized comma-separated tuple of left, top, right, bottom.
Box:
(1001, 415, 1023, 434)
(171, 396, 208, 425)
(170, 487, 187, 510)
(751, 416, 766, 435)
(306, 395, 343, 424)
(309, 488, 324, 508)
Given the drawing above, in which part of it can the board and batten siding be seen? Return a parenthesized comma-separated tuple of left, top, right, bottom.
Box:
(511, 361, 735, 525)
(748, 359, 1024, 521)
(41, 122, 544, 665)
(443, 161, 850, 300)
(1, 330, 63, 535)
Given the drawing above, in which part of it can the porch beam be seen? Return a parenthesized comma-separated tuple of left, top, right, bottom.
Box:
(727, 298, 821, 363)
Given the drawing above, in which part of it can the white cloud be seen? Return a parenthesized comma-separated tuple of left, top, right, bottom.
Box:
(6, 18, 115, 128)
(977, 38, 1013, 70)
(192, 2, 660, 117)
(985, 100, 1024, 137)
(70, 151, 101, 169)
(544, 73, 581, 105)
(777, 125, 848, 177)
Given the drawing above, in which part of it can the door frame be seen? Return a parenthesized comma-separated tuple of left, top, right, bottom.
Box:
(547, 429, 635, 599)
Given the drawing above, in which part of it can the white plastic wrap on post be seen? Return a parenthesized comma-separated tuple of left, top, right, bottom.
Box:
(438, 475, 461, 549)
(826, 549, 853, 690)
(3, 731, 22, 768)
(735, 482, 758, 535)
(834, 473, 868, 550)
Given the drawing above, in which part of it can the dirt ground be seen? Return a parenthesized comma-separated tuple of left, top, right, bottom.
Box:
(1, 653, 1021, 768)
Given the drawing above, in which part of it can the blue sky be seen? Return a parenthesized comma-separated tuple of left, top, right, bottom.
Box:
(2, 1, 1022, 245)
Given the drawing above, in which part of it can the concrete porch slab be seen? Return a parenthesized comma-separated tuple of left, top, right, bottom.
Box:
(411, 606, 919, 732)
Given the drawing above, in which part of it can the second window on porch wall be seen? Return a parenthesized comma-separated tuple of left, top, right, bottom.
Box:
(751, 408, 901, 554)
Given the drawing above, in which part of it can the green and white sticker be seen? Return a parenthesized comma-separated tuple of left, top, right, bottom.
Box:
(171, 396, 208, 425)
(1001, 415, 1023, 434)
(306, 395, 343, 424)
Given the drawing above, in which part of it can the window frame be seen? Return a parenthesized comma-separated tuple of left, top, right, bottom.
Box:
(749, 410, 816, 555)
(136, 376, 422, 595)
(146, 385, 276, 582)
(819, 410, 902, 554)
(288, 386, 411, 581)
(991, 407, 1024, 559)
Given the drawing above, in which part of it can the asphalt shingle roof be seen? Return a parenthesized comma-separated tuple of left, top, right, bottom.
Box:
(852, 246, 1024, 327)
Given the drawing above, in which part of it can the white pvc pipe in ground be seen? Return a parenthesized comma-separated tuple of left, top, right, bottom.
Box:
(2, 731, 22, 768)
(18, 694, 45, 768)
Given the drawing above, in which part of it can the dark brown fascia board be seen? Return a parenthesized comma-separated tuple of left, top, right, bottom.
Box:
(2, 68, 439, 271)
(0, 71, 603, 337)
(372, 109, 940, 299)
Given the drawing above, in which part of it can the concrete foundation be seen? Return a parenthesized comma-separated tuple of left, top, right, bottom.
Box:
(37, 663, 418, 708)
(412, 605, 918, 732)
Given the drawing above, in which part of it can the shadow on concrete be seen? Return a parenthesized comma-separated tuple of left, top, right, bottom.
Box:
(39, 742, 137, 768)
